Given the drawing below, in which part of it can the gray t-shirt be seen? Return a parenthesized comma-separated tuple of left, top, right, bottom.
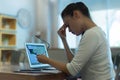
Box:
(67, 27, 115, 80)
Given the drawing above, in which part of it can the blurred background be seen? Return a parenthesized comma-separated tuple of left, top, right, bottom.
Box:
(0, 1, 120, 79)
(0, 0, 120, 49)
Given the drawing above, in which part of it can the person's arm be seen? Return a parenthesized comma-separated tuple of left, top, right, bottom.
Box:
(57, 24, 74, 62)
(37, 55, 70, 75)
(61, 38, 74, 62)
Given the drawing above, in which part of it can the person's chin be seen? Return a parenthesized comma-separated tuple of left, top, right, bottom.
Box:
(76, 33, 81, 36)
(76, 34, 79, 36)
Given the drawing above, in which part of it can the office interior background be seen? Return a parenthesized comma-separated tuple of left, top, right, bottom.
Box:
(0, 0, 120, 50)
(0, 1, 120, 79)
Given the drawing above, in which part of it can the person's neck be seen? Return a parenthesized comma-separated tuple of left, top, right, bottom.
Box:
(84, 18, 97, 30)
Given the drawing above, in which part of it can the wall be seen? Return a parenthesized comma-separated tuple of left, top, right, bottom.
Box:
(0, 0, 59, 49)
(35, 0, 59, 48)
(0, 0, 35, 49)
(35, 0, 50, 43)
(1, 0, 120, 49)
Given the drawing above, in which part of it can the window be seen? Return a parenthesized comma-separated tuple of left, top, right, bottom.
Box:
(90, 9, 120, 47)
(57, 0, 120, 48)
(109, 10, 120, 47)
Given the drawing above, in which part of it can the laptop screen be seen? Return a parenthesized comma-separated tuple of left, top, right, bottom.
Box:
(25, 43, 50, 69)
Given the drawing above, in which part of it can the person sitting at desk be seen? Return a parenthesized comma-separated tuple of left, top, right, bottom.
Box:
(36, 2, 115, 80)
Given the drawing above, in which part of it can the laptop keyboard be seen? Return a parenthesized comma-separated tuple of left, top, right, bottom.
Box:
(14, 67, 56, 73)
(13, 69, 42, 73)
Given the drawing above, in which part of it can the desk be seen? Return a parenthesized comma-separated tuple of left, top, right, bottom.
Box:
(0, 64, 66, 80)
(0, 71, 66, 80)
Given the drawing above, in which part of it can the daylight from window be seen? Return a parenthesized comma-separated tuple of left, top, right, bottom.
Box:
(58, 9, 120, 48)
(109, 10, 120, 47)
(90, 9, 120, 47)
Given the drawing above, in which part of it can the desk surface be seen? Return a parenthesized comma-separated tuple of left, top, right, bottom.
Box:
(0, 64, 66, 80)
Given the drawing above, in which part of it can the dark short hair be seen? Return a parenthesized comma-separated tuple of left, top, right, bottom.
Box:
(61, 2, 91, 19)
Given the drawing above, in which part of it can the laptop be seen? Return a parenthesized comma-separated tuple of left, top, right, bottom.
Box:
(16, 43, 55, 72)
(25, 43, 51, 68)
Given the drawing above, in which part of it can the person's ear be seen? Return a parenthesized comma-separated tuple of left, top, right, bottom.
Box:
(73, 10, 81, 19)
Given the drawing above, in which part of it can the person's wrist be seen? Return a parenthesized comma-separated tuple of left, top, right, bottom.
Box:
(47, 58, 51, 64)
(47, 58, 54, 66)
(61, 37, 66, 41)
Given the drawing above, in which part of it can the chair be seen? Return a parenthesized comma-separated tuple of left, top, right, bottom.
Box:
(111, 47, 120, 80)
(115, 63, 120, 80)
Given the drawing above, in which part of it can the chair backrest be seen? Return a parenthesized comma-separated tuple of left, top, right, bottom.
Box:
(111, 47, 120, 80)
(115, 64, 120, 80)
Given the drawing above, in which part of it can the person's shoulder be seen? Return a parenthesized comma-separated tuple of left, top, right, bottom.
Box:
(84, 27, 98, 35)
(87, 26, 100, 31)
(86, 27, 103, 34)
(83, 27, 104, 39)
